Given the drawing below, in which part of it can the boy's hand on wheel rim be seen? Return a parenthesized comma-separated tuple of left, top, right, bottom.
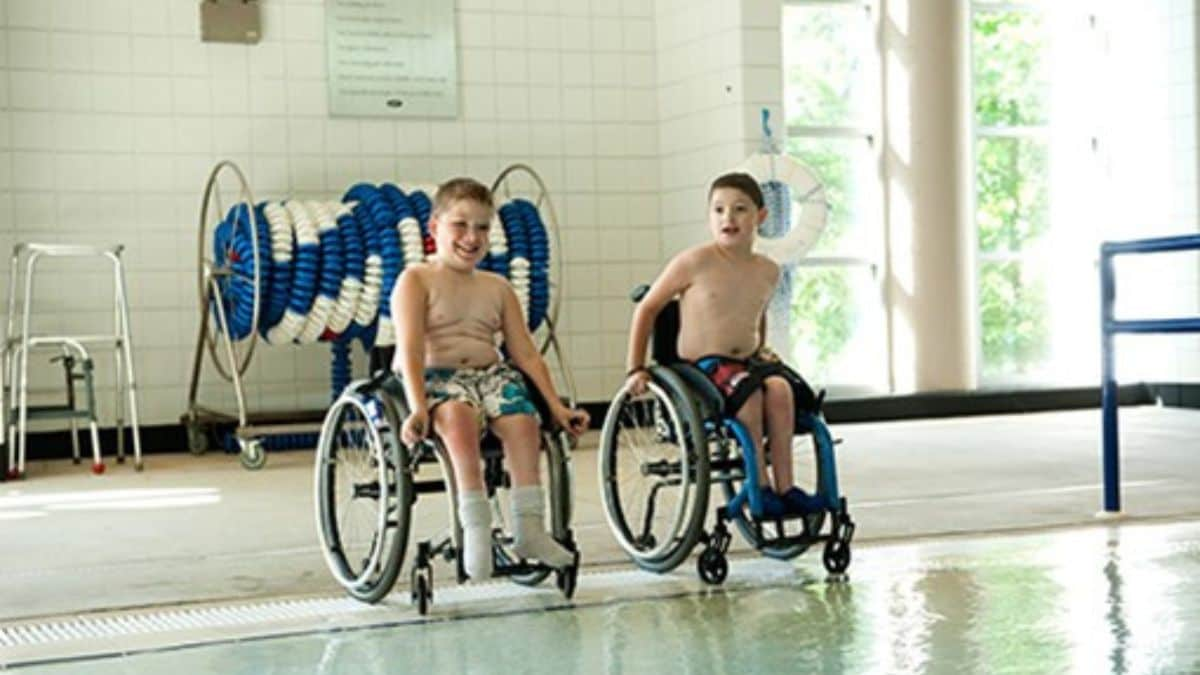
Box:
(401, 409, 429, 447)
(626, 370, 650, 396)
(554, 405, 589, 437)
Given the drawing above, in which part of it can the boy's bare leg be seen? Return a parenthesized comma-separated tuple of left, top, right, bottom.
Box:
(491, 414, 574, 567)
(763, 376, 795, 491)
(434, 402, 485, 490)
(433, 402, 491, 579)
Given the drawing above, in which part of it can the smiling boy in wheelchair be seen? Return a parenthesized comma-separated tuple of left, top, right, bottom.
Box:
(391, 177, 589, 582)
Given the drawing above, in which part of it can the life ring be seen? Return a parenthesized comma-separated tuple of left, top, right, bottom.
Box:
(737, 152, 829, 262)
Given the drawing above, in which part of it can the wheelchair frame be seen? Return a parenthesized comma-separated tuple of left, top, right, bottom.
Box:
(598, 296, 855, 584)
(314, 372, 579, 614)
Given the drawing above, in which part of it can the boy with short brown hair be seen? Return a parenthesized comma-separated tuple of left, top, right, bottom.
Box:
(391, 177, 588, 580)
(624, 172, 816, 517)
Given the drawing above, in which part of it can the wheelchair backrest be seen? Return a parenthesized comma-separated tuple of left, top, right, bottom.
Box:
(631, 283, 681, 366)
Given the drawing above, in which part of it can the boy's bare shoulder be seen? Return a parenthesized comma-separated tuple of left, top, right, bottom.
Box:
(751, 252, 780, 276)
(400, 261, 434, 284)
(673, 242, 716, 267)
(476, 269, 510, 289)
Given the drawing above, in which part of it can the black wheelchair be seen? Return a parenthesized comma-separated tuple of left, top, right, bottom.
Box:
(314, 364, 579, 614)
(598, 287, 855, 584)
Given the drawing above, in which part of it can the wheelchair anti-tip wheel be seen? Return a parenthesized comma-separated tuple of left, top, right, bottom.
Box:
(315, 386, 413, 603)
(599, 368, 710, 573)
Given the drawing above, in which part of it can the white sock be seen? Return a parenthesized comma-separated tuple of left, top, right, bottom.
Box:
(457, 490, 493, 581)
(510, 485, 574, 568)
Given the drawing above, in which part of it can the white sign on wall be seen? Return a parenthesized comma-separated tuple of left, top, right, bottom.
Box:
(325, 0, 458, 118)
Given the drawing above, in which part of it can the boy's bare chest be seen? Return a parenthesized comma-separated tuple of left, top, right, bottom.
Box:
(689, 268, 772, 311)
(427, 278, 500, 329)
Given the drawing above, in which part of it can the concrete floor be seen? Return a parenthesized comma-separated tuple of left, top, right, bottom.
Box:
(1, 405, 1198, 668)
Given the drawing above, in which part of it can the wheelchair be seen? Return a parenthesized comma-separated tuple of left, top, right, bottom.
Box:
(598, 287, 855, 585)
(314, 365, 580, 615)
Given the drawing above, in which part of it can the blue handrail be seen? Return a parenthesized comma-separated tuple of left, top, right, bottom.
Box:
(1099, 232, 1200, 512)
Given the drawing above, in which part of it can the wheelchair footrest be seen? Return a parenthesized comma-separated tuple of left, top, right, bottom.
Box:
(493, 561, 549, 577)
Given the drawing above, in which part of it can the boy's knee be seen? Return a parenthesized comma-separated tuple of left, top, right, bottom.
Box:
(765, 377, 793, 405)
(436, 403, 481, 439)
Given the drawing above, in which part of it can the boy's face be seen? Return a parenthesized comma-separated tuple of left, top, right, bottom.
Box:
(431, 198, 493, 271)
(708, 186, 766, 250)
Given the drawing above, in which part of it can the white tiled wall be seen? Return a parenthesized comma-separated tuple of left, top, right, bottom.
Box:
(2, 0, 1197, 437)
(1, 0, 660, 427)
(654, 0, 780, 252)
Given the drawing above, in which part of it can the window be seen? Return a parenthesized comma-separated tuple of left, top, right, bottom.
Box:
(780, 1, 886, 394)
(971, 2, 1103, 384)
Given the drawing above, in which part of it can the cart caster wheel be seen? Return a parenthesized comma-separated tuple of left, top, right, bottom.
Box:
(91, 462, 105, 475)
(697, 548, 728, 585)
(7, 468, 22, 480)
(238, 439, 267, 470)
(187, 424, 209, 455)
(823, 539, 851, 575)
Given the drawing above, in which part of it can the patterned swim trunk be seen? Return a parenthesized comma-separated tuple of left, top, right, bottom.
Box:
(695, 356, 751, 397)
(423, 362, 539, 431)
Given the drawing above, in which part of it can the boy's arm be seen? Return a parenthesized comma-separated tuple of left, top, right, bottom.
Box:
(391, 268, 430, 440)
(756, 258, 781, 360)
(626, 253, 693, 373)
(498, 282, 588, 434)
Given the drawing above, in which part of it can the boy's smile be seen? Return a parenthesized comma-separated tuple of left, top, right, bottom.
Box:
(432, 199, 493, 271)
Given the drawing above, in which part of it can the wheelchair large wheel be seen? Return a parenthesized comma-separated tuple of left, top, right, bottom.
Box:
(718, 425, 827, 560)
(315, 387, 413, 603)
(491, 429, 575, 586)
(599, 367, 709, 573)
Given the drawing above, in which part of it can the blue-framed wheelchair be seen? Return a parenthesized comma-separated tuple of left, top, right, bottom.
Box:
(598, 287, 855, 584)
(314, 364, 579, 614)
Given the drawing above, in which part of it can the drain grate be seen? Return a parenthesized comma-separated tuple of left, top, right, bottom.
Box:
(0, 597, 384, 649)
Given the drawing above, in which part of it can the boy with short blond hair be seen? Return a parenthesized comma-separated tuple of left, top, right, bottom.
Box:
(391, 177, 588, 580)
(625, 172, 816, 517)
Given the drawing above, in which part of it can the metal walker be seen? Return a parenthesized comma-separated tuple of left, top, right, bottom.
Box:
(2, 243, 144, 477)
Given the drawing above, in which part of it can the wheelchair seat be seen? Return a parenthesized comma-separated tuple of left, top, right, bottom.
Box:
(645, 294, 821, 427)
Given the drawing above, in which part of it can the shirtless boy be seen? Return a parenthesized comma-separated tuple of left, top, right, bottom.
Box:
(624, 172, 816, 517)
(391, 177, 588, 580)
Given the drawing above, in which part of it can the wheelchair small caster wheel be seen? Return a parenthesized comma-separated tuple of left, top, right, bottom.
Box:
(239, 439, 267, 470)
(823, 539, 851, 575)
(91, 462, 105, 475)
(412, 574, 431, 615)
(697, 548, 728, 585)
(6, 468, 21, 480)
(556, 552, 581, 599)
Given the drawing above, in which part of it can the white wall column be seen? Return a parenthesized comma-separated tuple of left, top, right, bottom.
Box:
(881, 0, 975, 392)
